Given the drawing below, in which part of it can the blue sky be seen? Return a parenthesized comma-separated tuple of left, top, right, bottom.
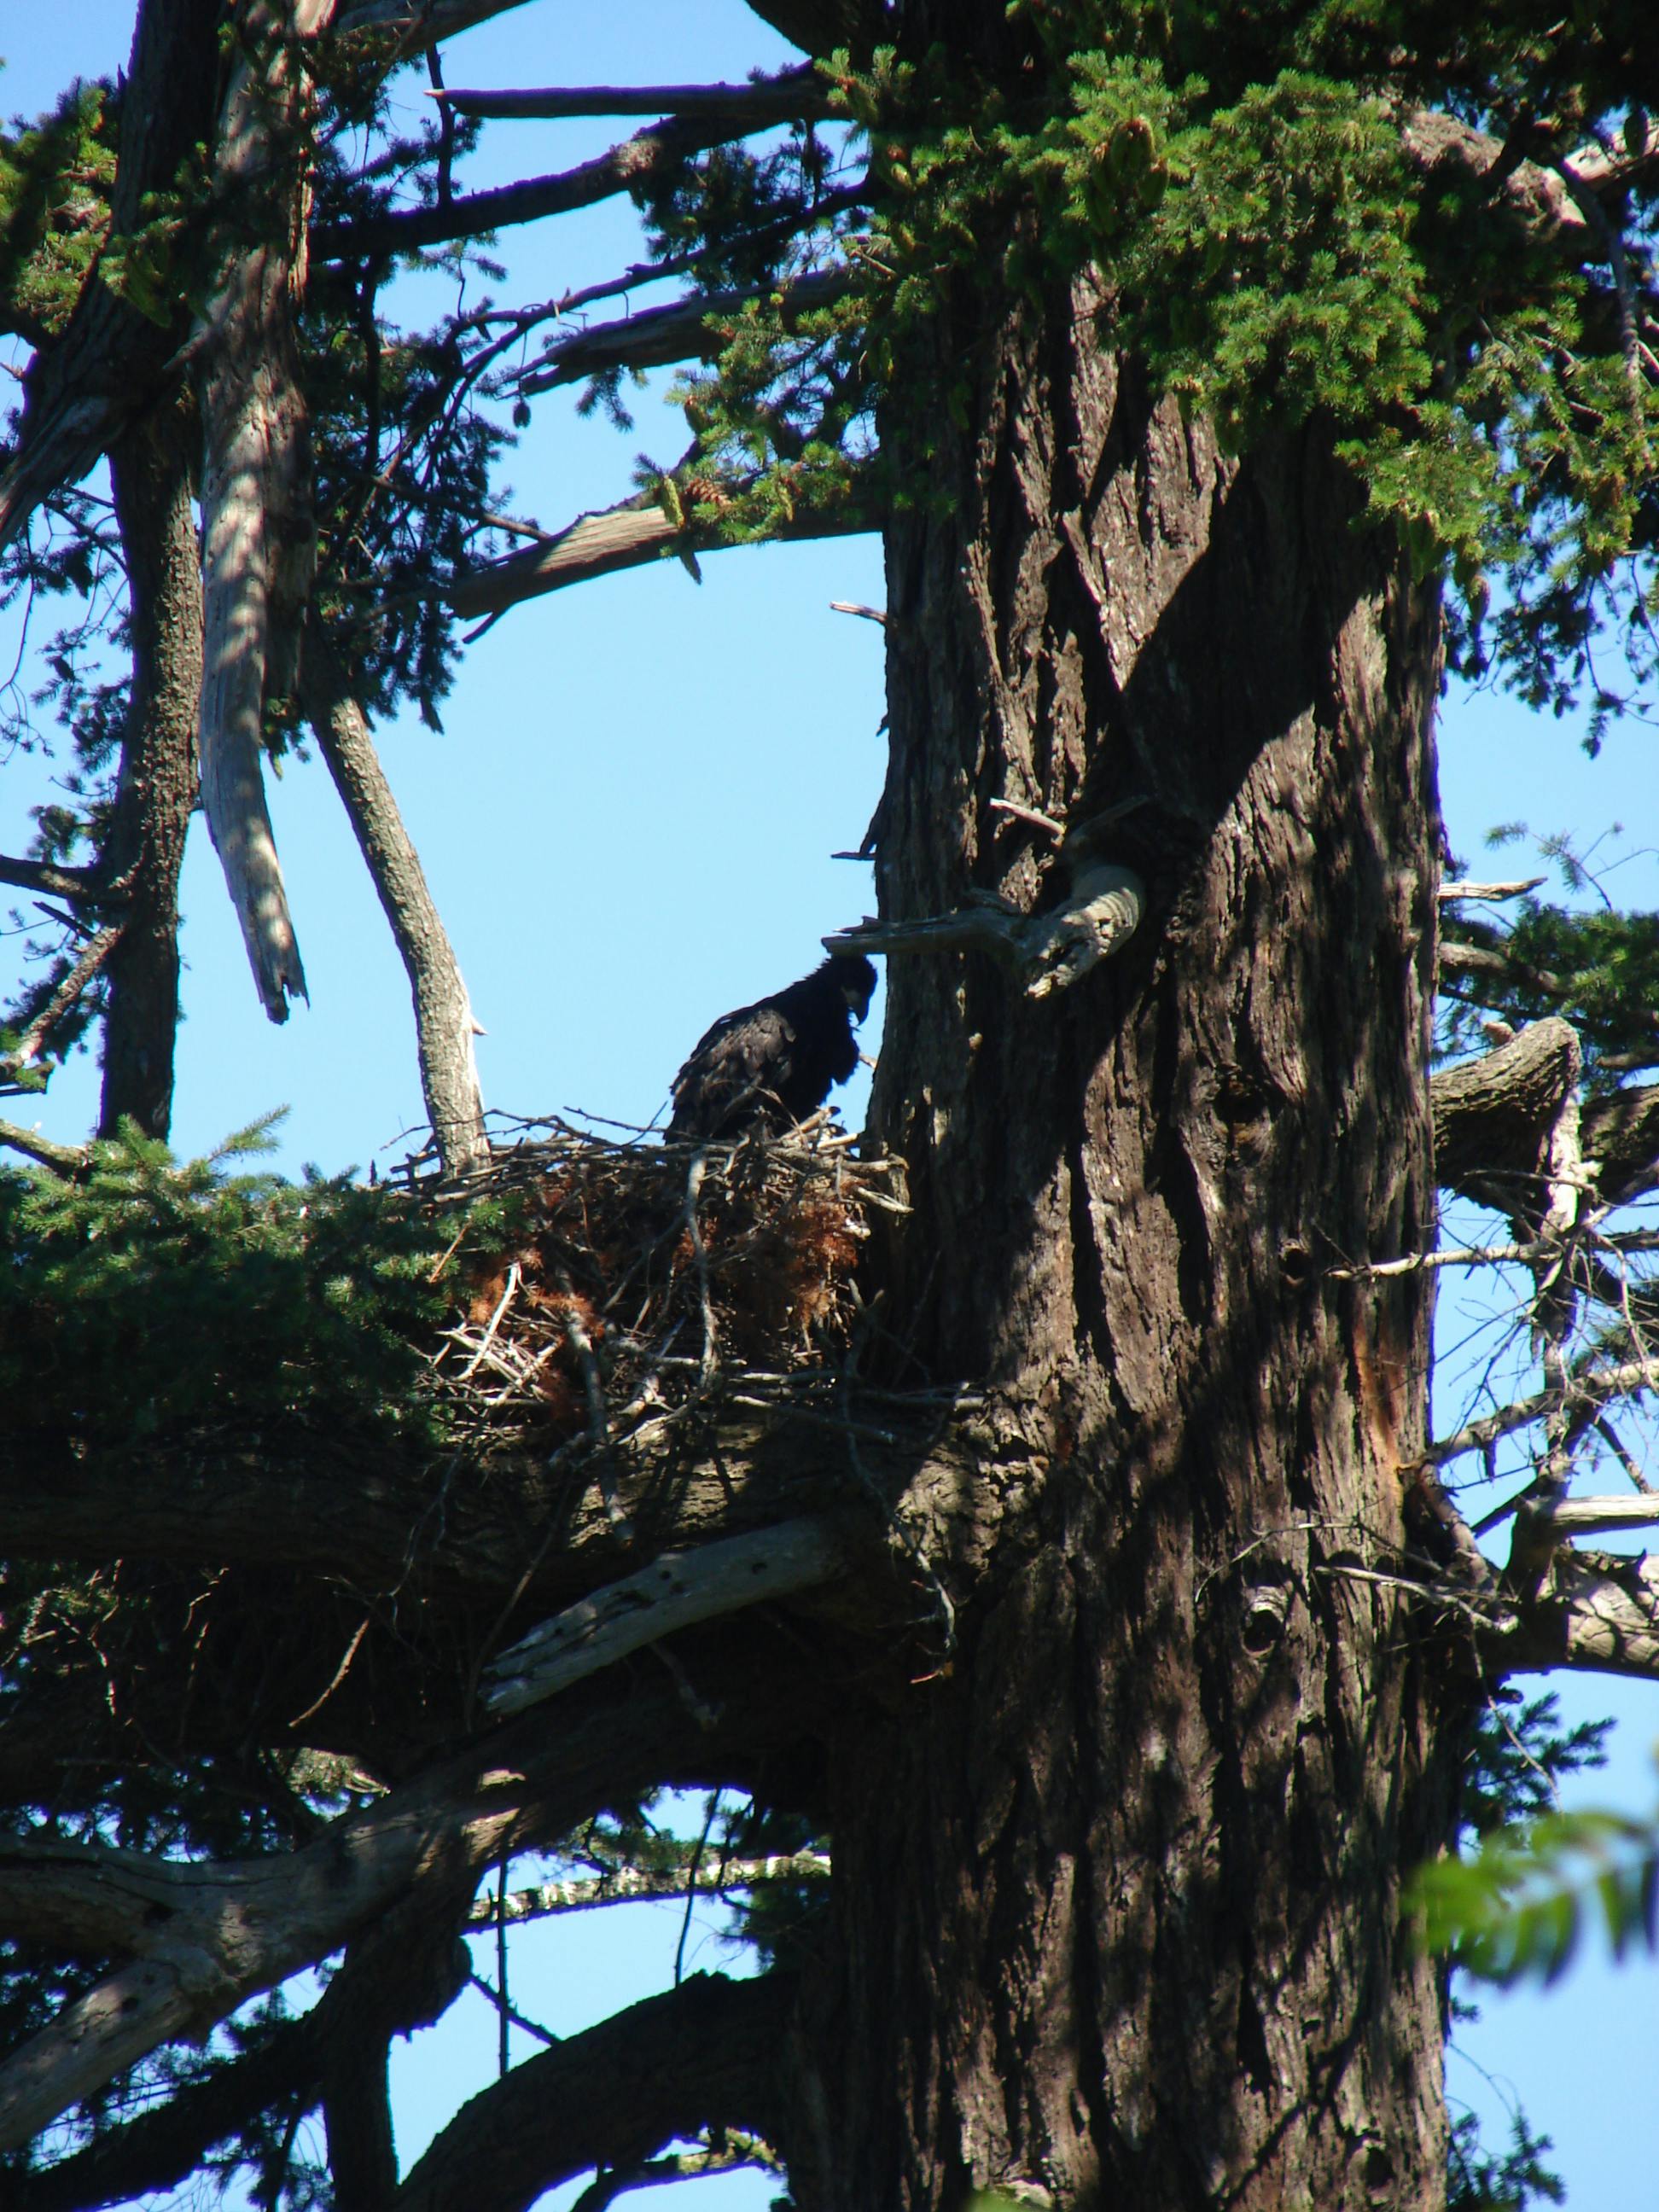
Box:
(4, 6, 1658, 2208)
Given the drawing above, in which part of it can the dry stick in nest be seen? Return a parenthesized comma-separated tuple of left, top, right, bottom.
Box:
(558, 1274, 631, 1538)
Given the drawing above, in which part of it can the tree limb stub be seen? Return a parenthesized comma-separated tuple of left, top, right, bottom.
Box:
(0, 1658, 795, 2151)
(825, 863, 1145, 999)
(302, 631, 487, 1172)
(481, 1520, 843, 1717)
(1429, 1016, 1582, 1218)
(194, 0, 333, 1022)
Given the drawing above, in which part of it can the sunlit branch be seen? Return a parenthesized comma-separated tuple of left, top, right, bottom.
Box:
(463, 1848, 832, 1925)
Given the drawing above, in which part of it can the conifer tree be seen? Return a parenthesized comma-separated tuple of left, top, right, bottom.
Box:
(2, 4, 1657, 2209)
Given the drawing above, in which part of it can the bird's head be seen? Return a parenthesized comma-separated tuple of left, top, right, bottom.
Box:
(827, 952, 877, 1022)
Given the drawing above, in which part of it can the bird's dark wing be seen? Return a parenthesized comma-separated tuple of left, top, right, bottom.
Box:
(668, 1004, 800, 1139)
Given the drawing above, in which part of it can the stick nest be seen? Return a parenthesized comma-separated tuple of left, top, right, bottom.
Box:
(414, 1115, 907, 1458)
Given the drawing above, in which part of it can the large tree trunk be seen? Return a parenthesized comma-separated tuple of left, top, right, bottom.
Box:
(791, 258, 1457, 2205)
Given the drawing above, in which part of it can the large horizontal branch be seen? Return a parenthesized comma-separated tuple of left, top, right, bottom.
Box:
(1499, 1546, 1659, 1680)
(0, 854, 114, 905)
(434, 64, 830, 126)
(482, 1521, 844, 1715)
(391, 1970, 789, 2212)
(0, 1386, 952, 1595)
(1396, 107, 1658, 268)
(315, 97, 793, 263)
(0, 1653, 801, 2151)
(439, 469, 872, 620)
(520, 265, 853, 393)
(465, 1847, 832, 1927)
(10, 1903, 465, 2212)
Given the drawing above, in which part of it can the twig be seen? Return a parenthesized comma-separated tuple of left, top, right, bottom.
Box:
(684, 1151, 718, 1384)
(988, 795, 1067, 839)
(5, 924, 122, 1070)
(460, 1262, 520, 1378)
(828, 599, 886, 624)
(286, 1617, 371, 1729)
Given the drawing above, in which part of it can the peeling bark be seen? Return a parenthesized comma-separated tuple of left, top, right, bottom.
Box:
(194, 0, 335, 1022)
(301, 629, 488, 1172)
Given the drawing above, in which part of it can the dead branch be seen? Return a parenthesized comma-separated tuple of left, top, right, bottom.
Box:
(465, 1848, 832, 1926)
(1429, 1018, 1583, 1220)
(432, 65, 830, 125)
(0, 1655, 795, 2152)
(440, 469, 871, 621)
(1438, 878, 1547, 902)
(334, 0, 533, 38)
(3, 925, 121, 1072)
(0, 855, 112, 905)
(301, 628, 488, 1173)
(481, 1521, 843, 1717)
(0, 0, 222, 554)
(1421, 1353, 1659, 1469)
(315, 98, 806, 262)
(519, 266, 853, 394)
(194, 0, 334, 1022)
(826, 861, 1144, 998)
(0, 1120, 85, 1174)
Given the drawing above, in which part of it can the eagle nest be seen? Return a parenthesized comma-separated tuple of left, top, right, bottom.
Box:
(410, 1113, 908, 1464)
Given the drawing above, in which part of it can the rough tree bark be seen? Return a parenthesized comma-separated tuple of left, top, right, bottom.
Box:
(100, 393, 202, 1139)
(783, 246, 1453, 2206)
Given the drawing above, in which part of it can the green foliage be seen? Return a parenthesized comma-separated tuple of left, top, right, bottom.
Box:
(1460, 1691, 1613, 1838)
(1413, 1796, 1659, 1983)
(1441, 838, 1659, 1081)
(796, 15, 1659, 720)
(1447, 2109, 1564, 2212)
(0, 82, 117, 344)
(0, 1116, 455, 1458)
(1125, 73, 1429, 445)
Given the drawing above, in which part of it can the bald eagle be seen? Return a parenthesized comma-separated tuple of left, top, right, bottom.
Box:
(667, 953, 878, 1141)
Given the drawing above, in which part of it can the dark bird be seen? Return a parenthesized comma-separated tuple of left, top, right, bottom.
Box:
(667, 952, 878, 1141)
